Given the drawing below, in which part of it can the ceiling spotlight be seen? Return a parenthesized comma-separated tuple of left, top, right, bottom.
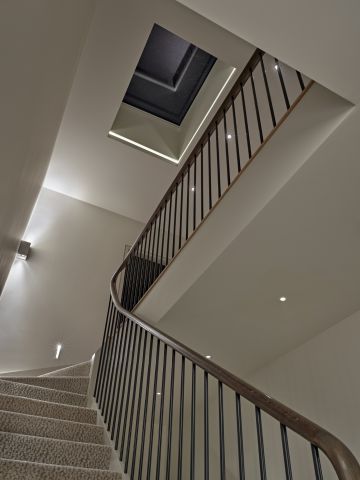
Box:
(205, 355, 212, 359)
(279, 296, 287, 302)
(274, 64, 279, 70)
(55, 343, 63, 359)
(227, 133, 232, 140)
(16, 240, 31, 260)
(191, 186, 195, 192)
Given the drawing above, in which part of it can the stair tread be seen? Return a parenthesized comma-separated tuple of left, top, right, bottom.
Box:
(2, 376, 90, 394)
(0, 409, 104, 444)
(0, 458, 122, 479)
(41, 361, 92, 377)
(0, 378, 88, 406)
(0, 431, 112, 469)
(0, 392, 97, 424)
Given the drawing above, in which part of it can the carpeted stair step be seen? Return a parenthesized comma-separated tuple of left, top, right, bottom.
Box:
(0, 432, 112, 469)
(41, 361, 92, 378)
(3, 376, 89, 394)
(0, 458, 122, 479)
(0, 410, 105, 444)
(0, 393, 97, 424)
(0, 379, 88, 406)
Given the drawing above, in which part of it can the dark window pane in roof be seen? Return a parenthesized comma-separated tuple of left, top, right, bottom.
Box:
(123, 24, 217, 125)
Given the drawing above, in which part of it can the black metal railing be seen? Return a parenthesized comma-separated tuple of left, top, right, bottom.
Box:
(117, 49, 313, 311)
(94, 287, 360, 480)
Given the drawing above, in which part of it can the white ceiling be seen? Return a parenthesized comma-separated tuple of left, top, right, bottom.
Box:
(157, 95, 360, 378)
(177, 0, 360, 104)
(43, 0, 254, 224)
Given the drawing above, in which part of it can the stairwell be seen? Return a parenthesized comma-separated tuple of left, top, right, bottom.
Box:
(0, 360, 121, 479)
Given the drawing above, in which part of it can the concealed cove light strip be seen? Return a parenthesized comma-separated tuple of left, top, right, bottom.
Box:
(108, 131, 179, 164)
(109, 67, 237, 165)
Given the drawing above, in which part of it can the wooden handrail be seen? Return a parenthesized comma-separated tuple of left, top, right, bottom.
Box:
(110, 269, 360, 480)
(117, 48, 265, 271)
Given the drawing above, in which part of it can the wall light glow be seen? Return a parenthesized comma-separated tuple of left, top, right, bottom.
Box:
(109, 67, 237, 165)
(55, 343, 62, 360)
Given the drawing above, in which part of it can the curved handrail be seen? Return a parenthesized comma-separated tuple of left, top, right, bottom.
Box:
(110, 268, 360, 480)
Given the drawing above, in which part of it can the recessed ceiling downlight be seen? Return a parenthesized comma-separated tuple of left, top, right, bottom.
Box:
(279, 296, 287, 302)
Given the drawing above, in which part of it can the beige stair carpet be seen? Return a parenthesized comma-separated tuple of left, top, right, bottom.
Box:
(0, 360, 121, 479)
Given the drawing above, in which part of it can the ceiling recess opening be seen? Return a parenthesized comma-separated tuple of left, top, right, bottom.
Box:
(123, 24, 216, 126)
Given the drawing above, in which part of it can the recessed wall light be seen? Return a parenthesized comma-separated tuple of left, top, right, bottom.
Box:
(156, 392, 161, 396)
(205, 355, 212, 359)
(274, 64, 279, 71)
(55, 343, 62, 359)
(191, 186, 195, 192)
(227, 133, 232, 140)
(279, 296, 287, 302)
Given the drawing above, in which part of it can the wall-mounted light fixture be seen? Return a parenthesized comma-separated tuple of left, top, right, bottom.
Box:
(16, 240, 31, 260)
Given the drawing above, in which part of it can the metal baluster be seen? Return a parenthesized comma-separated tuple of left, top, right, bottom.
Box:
(178, 175, 184, 250)
(155, 344, 168, 479)
(193, 156, 197, 231)
(133, 235, 145, 307)
(110, 319, 130, 438)
(186, 164, 190, 240)
(99, 304, 116, 411)
(126, 251, 136, 310)
(296, 70, 305, 91)
(94, 296, 112, 400)
(143, 227, 152, 294)
(190, 363, 196, 480)
(119, 325, 140, 459)
(204, 372, 209, 480)
(275, 59, 290, 109)
(165, 349, 176, 480)
(215, 121, 221, 199)
(108, 314, 127, 435)
(166, 193, 172, 265)
(250, 69, 264, 143)
(241, 84, 252, 158)
(127, 330, 147, 475)
(218, 381, 226, 480)
(172, 182, 178, 258)
(311, 445, 324, 480)
(200, 144, 204, 220)
(137, 335, 154, 480)
(149, 216, 158, 285)
(208, 134, 212, 209)
(280, 424, 293, 480)
(161, 201, 167, 270)
(255, 407, 267, 480)
(104, 313, 123, 423)
(114, 322, 134, 450)
(231, 97, 241, 172)
(146, 339, 161, 480)
(236, 394, 245, 480)
(223, 110, 231, 186)
(155, 208, 162, 281)
(260, 55, 276, 127)
(177, 356, 185, 480)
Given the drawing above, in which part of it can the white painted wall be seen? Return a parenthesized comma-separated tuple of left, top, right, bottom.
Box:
(245, 307, 360, 478)
(0, 0, 95, 293)
(0, 189, 143, 374)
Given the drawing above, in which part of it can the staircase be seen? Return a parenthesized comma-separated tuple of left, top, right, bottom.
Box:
(0, 361, 121, 479)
